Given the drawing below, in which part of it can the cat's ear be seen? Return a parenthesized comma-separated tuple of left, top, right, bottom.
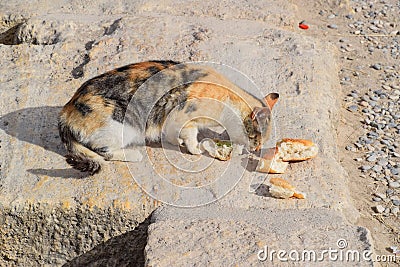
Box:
(251, 107, 269, 121)
(264, 93, 279, 110)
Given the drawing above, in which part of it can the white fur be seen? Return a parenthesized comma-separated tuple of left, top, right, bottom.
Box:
(87, 119, 144, 151)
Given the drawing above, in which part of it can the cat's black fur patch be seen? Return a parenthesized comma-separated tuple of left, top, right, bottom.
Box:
(66, 154, 101, 175)
(58, 121, 79, 152)
(152, 60, 180, 68)
(74, 102, 92, 116)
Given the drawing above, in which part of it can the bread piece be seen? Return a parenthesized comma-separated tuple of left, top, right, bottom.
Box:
(201, 139, 234, 161)
(269, 177, 306, 199)
(276, 138, 318, 162)
(256, 147, 289, 174)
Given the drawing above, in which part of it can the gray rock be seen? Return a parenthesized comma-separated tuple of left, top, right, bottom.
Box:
(347, 105, 358, 112)
(362, 95, 370, 101)
(377, 159, 388, 166)
(388, 182, 400, 189)
(384, 208, 391, 215)
(391, 168, 399, 175)
(391, 207, 399, 216)
(372, 197, 382, 202)
(371, 64, 381, 70)
(350, 92, 358, 98)
(361, 165, 372, 171)
(374, 205, 385, 213)
(392, 200, 400, 206)
(372, 165, 383, 172)
(374, 192, 386, 199)
(386, 189, 394, 195)
(366, 155, 377, 162)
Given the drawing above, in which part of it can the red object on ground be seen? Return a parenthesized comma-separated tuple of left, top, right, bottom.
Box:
(299, 23, 309, 30)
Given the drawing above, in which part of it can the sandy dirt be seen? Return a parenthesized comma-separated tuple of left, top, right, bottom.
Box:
(296, 0, 400, 263)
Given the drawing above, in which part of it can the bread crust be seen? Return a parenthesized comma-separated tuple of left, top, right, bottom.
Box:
(270, 177, 295, 190)
(276, 138, 318, 162)
(278, 138, 315, 147)
(269, 177, 305, 199)
(256, 148, 288, 173)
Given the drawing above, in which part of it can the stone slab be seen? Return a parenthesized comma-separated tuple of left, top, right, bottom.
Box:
(0, 0, 371, 265)
(146, 206, 373, 266)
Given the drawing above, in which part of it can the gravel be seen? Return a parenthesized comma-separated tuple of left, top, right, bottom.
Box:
(341, 0, 400, 219)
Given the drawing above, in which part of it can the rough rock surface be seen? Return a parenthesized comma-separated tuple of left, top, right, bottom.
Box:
(0, 0, 375, 266)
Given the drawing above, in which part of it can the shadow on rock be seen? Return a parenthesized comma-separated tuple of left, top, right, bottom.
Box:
(0, 106, 65, 156)
(250, 183, 273, 198)
(63, 216, 151, 267)
(28, 168, 88, 179)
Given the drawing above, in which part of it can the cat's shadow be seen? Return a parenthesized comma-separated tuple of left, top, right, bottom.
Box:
(0, 106, 65, 156)
(0, 106, 82, 178)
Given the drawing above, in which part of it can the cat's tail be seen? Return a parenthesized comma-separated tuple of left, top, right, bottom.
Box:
(65, 141, 104, 175)
(58, 120, 104, 175)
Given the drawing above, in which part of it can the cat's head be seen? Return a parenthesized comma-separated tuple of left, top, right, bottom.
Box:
(245, 92, 279, 151)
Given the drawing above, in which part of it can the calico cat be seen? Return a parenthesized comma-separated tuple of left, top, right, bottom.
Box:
(58, 60, 279, 174)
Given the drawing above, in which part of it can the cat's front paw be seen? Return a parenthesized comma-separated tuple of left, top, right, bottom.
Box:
(187, 145, 203, 155)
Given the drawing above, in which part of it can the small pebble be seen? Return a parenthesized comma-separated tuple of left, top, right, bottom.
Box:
(372, 165, 382, 172)
(371, 64, 381, 70)
(374, 205, 385, 213)
(347, 105, 358, 112)
(350, 92, 358, 98)
(388, 182, 400, 189)
(372, 197, 381, 202)
(384, 208, 390, 215)
(374, 192, 386, 199)
(391, 207, 399, 215)
(377, 159, 388, 166)
(361, 165, 372, 171)
(386, 189, 394, 195)
(392, 199, 400, 206)
(328, 24, 338, 29)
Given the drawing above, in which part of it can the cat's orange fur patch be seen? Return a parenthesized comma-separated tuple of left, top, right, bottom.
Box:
(62, 92, 113, 135)
(187, 82, 252, 115)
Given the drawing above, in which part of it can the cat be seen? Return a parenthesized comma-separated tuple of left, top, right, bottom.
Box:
(58, 60, 279, 175)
